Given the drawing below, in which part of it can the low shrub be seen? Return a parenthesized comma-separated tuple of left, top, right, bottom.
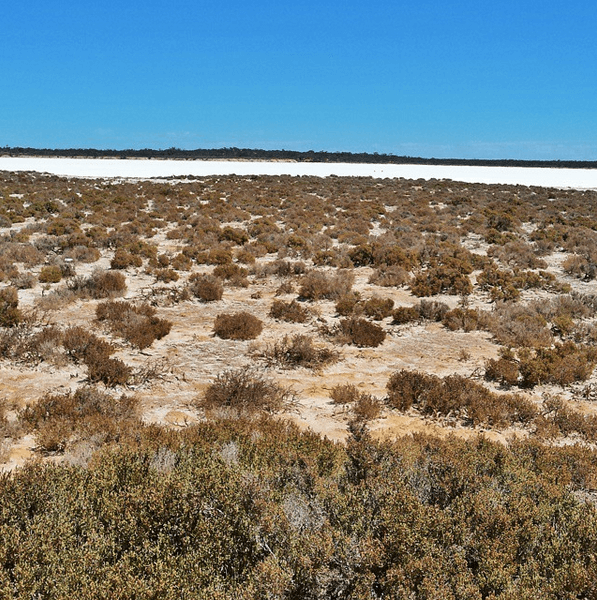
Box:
(392, 300, 449, 325)
(212, 263, 248, 280)
(335, 293, 361, 317)
(487, 304, 553, 348)
(62, 326, 114, 363)
(11, 271, 36, 289)
(352, 394, 382, 422)
(0, 286, 22, 327)
(368, 265, 411, 287)
(214, 312, 263, 340)
(96, 301, 172, 349)
(442, 308, 489, 332)
(386, 369, 537, 427)
(410, 267, 472, 297)
(392, 305, 421, 325)
(298, 270, 354, 301)
(154, 268, 179, 283)
(338, 317, 386, 347)
(69, 269, 127, 299)
(262, 334, 339, 369)
(542, 396, 597, 442)
(362, 297, 394, 321)
(219, 226, 249, 245)
(269, 299, 310, 323)
(110, 248, 143, 270)
(20, 386, 139, 452)
(188, 274, 223, 302)
(38, 265, 62, 283)
(199, 368, 292, 415)
(417, 300, 450, 321)
(512, 343, 597, 388)
(329, 383, 382, 420)
(484, 353, 520, 386)
(329, 383, 361, 405)
(64, 245, 101, 263)
(84, 347, 132, 387)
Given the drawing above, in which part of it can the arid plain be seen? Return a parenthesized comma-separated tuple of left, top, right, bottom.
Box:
(2, 162, 597, 470)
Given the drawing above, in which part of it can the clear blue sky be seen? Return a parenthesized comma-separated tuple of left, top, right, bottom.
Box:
(2, 0, 596, 159)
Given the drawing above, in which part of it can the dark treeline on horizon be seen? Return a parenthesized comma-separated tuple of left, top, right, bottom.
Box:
(2, 146, 597, 169)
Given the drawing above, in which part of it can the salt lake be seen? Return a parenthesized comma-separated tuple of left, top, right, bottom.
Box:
(1, 157, 597, 190)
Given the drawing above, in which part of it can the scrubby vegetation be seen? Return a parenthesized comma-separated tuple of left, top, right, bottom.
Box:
(3, 168, 597, 595)
(213, 312, 263, 340)
(260, 334, 339, 369)
(1, 418, 597, 597)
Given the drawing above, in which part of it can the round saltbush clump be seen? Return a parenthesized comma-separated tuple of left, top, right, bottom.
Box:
(213, 312, 263, 340)
(339, 317, 386, 348)
(189, 274, 224, 302)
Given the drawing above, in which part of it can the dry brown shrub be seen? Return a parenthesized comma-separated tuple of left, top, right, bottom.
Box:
(489, 304, 553, 348)
(81, 269, 127, 299)
(269, 299, 310, 323)
(10, 271, 36, 289)
(563, 254, 593, 280)
(85, 349, 132, 387)
(0, 286, 22, 327)
(392, 306, 421, 325)
(206, 247, 233, 265)
(485, 356, 520, 386)
(417, 300, 450, 321)
(154, 268, 179, 283)
(329, 383, 361, 405)
(338, 317, 386, 348)
(352, 394, 382, 422)
(386, 369, 537, 428)
(488, 240, 547, 269)
(199, 368, 292, 415)
(335, 293, 361, 316)
(410, 267, 472, 297)
(442, 308, 488, 332)
(21, 387, 139, 452)
(62, 326, 114, 363)
(110, 248, 143, 269)
(212, 263, 248, 280)
(537, 397, 597, 442)
(368, 265, 411, 287)
(362, 296, 394, 320)
(170, 252, 192, 271)
(392, 300, 449, 326)
(235, 248, 256, 264)
(262, 334, 339, 369)
(64, 246, 101, 263)
(20, 325, 63, 364)
(270, 260, 307, 277)
(219, 226, 249, 245)
(188, 274, 223, 302)
(38, 265, 62, 283)
(386, 370, 439, 411)
(274, 281, 295, 296)
(213, 312, 263, 340)
(298, 270, 354, 301)
(96, 301, 172, 349)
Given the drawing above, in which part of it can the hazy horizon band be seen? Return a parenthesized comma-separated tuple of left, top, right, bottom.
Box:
(1, 157, 597, 190)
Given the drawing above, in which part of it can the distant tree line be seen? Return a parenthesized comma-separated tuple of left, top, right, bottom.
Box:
(2, 145, 596, 168)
